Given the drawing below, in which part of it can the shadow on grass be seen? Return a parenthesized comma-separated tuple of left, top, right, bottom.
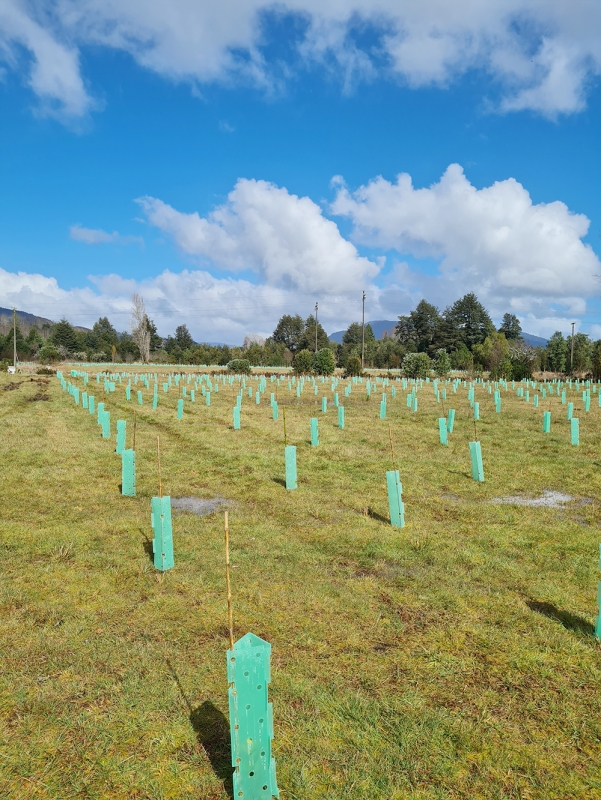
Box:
(190, 702, 233, 798)
(141, 531, 153, 564)
(367, 508, 390, 525)
(271, 477, 286, 488)
(526, 599, 595, 636)
(445, 469, 472, 480)
(166, 659, 233, 798)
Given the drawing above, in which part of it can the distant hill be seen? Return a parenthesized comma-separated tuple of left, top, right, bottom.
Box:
(0, 306, 91, 332)
(0, 306, 55, 329)
(520, 332, 548, 348)
(329, 319, 549, 348)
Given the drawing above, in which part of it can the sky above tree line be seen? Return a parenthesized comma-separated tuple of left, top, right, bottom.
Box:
(1, 1, 600, 344)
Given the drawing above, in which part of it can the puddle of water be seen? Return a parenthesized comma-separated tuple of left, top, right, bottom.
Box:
(491, 490, 573, 508)
(170, 497, 229, 516)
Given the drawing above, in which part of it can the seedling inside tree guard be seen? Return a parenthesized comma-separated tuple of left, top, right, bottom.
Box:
(225, 512, 279, 799)
(151, 436, 174, 571)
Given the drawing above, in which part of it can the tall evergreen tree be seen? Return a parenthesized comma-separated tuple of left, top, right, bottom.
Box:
(395, 300, 441, 354)
(51, 318, 79, 353)
(272, 314, 305, 354)
(546, 331, 567, 373)
(442, 293, 495, 350)
(498, 313, 522, 340)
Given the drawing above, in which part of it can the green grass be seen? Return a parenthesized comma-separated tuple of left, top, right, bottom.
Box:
(1, 369, 600, 799)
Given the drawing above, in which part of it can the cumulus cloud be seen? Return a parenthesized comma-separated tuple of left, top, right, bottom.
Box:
(137, 178, 380, 292)
(2, 1, 601, 119)
(0, 265, 396, 342)
(332, 163, 601, 316)
(69, 225, 143, 246)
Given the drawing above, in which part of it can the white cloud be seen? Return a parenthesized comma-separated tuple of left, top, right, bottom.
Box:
(2, 1, 601, 119)
(0, 264, 393, 343)
(0, 0, 93, 120)
(69, 224, 143, 246)
(137, 178, 380, 292)
(332, 163, 601, 316)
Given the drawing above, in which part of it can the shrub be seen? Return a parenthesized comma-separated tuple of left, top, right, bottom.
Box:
(38, 345, 61, 364)
(227, 359, 252, 374)
(293, 349, 314, 375)
(344, 355, 362, 377)
(433, 349, 451, 378)
(402, 351, 431, 379)
(314, 348, 336, 376)
(36, 367, 56, 375)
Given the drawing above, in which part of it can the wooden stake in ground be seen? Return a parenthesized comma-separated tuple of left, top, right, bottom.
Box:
(388, 421, 396, 471)
(157, 435, 162, 498)
(225, 511, 234, 651)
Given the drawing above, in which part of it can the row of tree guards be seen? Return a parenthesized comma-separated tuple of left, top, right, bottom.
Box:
(55, 367, 601, 798)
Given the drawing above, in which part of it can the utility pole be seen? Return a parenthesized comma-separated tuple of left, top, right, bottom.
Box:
(570, 321, 576, 373)
(361, 290, 366, 369)
(13, 307, 17, 369)
(314, 302, 319, 353)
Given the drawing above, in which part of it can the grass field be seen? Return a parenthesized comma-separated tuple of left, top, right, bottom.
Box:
(1, 368, 600, 799)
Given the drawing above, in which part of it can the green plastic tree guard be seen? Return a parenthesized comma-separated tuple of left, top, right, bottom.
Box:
(101, 410, 110, 439)
(137, 390, 143, 405)
(151, 496, 174, 571)
(310, 418, 319, 446)
(543, 411, 551, 433)
(412, 396, 418, 413)
(177, 398, 184, 419)
(469, 441, 484, 482)
(190, 390, 195, 402)
(595, 545, 601, 641)
(585, 396, 591, 412)
(567, 402, 574, 420)
(116, 420, 126, 454)
(152, 395, 158, 410)
(227, 633, 279, 800)
(206, 392, 211, 406)
(473, 402, 480, 421)
(272, 402, 278, 421)
(285, 445, 297, 490)
(438, 418, 448, 445)
(82, 392, 88, 409)
(256, 391, 261, 405)
(321, 397, 327, 413)
(447, 409, 455, 433)
(121, 449, 136, 496)
(126, 385, 131, 401)
(386, 470, 405, 528)
(380, 399, 386, 419)
(88, 396, 95, 414)
(571, 417, 579, 445)
(233, 407, 241, 430)
(338, 405, 344, 429)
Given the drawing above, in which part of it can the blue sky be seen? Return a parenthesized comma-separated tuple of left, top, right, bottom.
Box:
(1, 1, 600, 343)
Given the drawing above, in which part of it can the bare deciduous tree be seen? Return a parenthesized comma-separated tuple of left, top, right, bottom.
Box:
(131, 293, 150, 363)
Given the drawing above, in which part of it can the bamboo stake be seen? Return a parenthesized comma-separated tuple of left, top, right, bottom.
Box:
(157, 436, 162, 498)
(283, 406, 287, 447)
(388, 421, 396, 472)
(225, 512, 234, 651)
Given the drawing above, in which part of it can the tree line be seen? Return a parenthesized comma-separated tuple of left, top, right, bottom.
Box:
(1, 291, 600, 378)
